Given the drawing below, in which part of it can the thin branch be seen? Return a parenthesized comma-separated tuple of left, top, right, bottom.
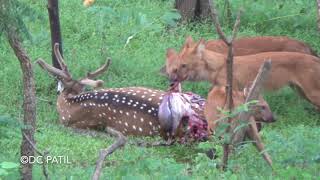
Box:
(92, 127, 127, 180)
(22, 133, 50, 180)
(208, 0, 229, 44)
(208, 0, 243, 170)
(231, 60, 273, 167)
(231, 9, 243, 42)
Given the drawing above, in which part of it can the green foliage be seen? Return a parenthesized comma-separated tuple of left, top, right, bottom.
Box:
(0, 0, 320, 179)
(0, 161, 19, 177)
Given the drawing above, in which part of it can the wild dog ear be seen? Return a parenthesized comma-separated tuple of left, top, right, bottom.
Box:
(193, 39, 206, 58)
(166, 48, 177, 59)
(184, 35, 194, 48)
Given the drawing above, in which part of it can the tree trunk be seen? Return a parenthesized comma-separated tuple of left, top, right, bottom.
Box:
(175, 0, 197, 21)
(317, 0, 320, 31)
(47, 0, 63, 69)
(175, 0, 211, 21)
(7, 31, 36, 180)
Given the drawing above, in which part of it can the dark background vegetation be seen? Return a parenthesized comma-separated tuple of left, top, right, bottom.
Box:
(0, 0, 320, 179)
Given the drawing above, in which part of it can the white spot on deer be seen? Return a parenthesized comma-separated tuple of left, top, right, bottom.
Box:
(105, 103, 108, 106)
(62, 116, 65, 120)
(101, 96, 105, 100)
(108, 107, 111, 111)
(127, 102, 131, 105)
(104, 93, 108, 96)
(133, 104, 137, 107)
(139, 127, 143, 132)
(149, 122, 152, 126)
(142, 103, 147, 107)
(113, 109, 117, 113)
(118, 121, 122, 124)
(126, 112, 129, 116)
(132, 125, 136, 130)
(151, 94, 156, 97)
(158, 125, 161, 129)
(127, 92, 132, 94)
(108, 117, 112, 120)
(102, 113, 106, 116)
(122, 97, 126, 100)
(84, 103, 87, 107)
(129, 99, 133, 102)
(124, 128, 128, 132)
(141, 95, 145, 98)
(119, 110, 123, 114)
(137, 90, 141, 93)
(143, 92, 147, 94)
(148, 110, 152, 113)
(140, 106, 144, 110)
(125, 122, 128, 127)
(159, 96, 163, 100)
(140, 118, 144, 122)
(132, 93, 136, 95)
(116, 99, 120, 103)
(99, 114, 102, 117)
(149, 131, 153, 135)
(133, 114, 137, 119)
(115, 94, 119, 98)
(122, 101, 125, 103)
(113, 117, 116, 119)
(98, 104, 101, 107)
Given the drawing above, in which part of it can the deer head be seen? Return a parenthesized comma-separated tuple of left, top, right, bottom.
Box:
(36, 43, 110, 95)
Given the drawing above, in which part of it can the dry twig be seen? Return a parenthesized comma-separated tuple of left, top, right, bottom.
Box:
(231, 60, 273, 167)
(92, 127, 127, 180)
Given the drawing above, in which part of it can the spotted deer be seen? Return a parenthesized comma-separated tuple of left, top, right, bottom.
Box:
(37, 43, 169, 137)
(37, 43, 210, 142)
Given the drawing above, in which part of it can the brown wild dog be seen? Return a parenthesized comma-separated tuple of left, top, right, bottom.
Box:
(165, 39, 320, 110)
(205, 36, 317, 56)
(204, 87, 275, 134)
(159, 36, 317, 75)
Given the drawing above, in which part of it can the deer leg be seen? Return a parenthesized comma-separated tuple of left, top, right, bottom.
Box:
(92, 127, 127, 180)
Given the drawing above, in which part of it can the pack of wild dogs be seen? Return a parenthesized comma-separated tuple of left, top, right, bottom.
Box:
(37, 35, 319, 145)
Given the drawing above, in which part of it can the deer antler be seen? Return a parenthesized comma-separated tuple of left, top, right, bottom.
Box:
(54, 43, 71, 77)
(79, 59, 112, 88)
(36, 59, 71, 81)
(86, 58, 111, 79)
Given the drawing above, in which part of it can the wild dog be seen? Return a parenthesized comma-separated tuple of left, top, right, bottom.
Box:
(204, 87, 275, 134)
(159, 36, 317, 75)
(165, 39, 320, 110)
(205, 36, 317, 56)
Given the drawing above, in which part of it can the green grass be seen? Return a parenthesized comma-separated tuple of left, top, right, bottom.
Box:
(1, 0, 320, 179)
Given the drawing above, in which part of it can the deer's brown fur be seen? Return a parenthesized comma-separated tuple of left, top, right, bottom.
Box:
(57, 87, 165, 136)
(165, 40, 320, 109)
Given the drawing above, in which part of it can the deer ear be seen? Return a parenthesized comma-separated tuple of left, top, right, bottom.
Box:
(166, 48, 177, 59)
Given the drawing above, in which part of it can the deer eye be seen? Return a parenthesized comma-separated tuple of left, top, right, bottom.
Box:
(181, 64, 187, 68)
